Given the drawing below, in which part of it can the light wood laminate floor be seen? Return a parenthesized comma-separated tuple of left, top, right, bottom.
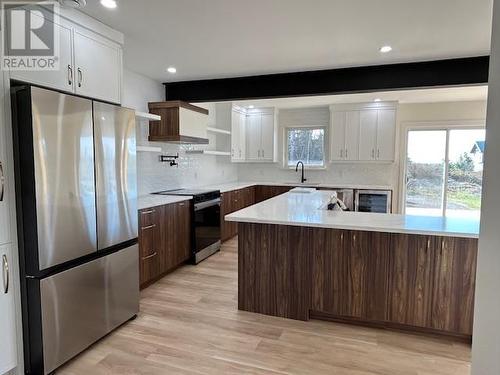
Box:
(60, 237, 471, 375)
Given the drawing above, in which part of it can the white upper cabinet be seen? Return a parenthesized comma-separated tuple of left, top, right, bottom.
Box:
(246, 113, 261, 161)
(0, 84, 10, 247)
(74, 30, 122, 104)
(376, 109, 396, 161)
(231, 107, 246, 161)
(330, 103, 397, 162)
(0, 244, 17, 375)
(331, 110, 360, 161)
(344, 111, 360, 161)
(330, 111, 346, 161)
(7, 7, 123, 104)
(358, 110, 378, 160)
(260, 113, 275, 161)
(245, 109, 276, 162)
(10, 15, 74, 93)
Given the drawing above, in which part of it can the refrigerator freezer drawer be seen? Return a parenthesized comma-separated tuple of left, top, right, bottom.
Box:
(40, 245, 139, 374)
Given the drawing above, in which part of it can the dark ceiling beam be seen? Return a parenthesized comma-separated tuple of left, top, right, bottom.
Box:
(163, 56, 489, 102)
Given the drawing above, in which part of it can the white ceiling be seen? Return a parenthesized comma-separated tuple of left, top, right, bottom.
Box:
(81, 0, 493, 82)
(232, 86, 489, 109)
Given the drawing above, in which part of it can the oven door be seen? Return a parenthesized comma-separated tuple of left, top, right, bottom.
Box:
(193, 198, 221, 261)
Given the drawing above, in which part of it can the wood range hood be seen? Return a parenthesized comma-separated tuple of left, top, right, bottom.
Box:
(148, 100, 209, 144)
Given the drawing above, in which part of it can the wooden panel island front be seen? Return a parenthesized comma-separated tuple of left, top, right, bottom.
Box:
(228, 190, 479, 340)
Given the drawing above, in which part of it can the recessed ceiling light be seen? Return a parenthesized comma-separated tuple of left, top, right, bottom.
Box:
(374, 98, 382, 102)
(248, 105, 255, 109)
(379, 45, 392, 53)
(167, 67, 177, 74)
(100, 0, 117, 9)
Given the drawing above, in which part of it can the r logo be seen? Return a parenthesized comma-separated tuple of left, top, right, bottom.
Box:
(1, 1, 59, 70)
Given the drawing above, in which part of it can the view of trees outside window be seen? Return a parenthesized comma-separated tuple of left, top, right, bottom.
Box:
(405, 128, 485, 219)
(287, 127, 325, 167)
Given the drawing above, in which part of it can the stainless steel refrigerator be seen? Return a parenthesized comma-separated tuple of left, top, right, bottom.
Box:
(10, 85, 139, 374)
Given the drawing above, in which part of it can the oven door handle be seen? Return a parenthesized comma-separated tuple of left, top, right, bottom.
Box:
(194, 198, 221, 211)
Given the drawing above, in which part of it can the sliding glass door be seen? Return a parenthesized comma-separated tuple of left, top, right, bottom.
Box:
(405, 128, 485, 219)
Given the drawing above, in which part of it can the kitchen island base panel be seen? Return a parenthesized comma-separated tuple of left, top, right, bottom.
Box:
(238, 223, 311, 321)
(237, 223, 477, 339)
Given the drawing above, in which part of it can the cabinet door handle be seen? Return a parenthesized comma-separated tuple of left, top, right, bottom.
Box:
(262, 150, 265, 158)
(77, 67, 83, 87)
(231, 149, 234, 157)
(371, 149, 375, 159)
(142, 252, 157, 261)
(141, 209, 156, 215)
(0, 161, 4, 202)
(377, 149, 380, 159)
(340, 149, 343, 158)
(2, 254, 9, 294)
(141, 224, 156, 230)
(345, 149, 348, 159)
(67, 65, 73, 86)
(179, 202, 185, 207)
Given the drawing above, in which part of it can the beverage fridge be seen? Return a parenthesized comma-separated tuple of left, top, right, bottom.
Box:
(10, 85, 139, 374)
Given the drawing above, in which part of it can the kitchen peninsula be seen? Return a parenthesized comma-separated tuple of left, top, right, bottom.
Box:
(226, 190, 479, 339)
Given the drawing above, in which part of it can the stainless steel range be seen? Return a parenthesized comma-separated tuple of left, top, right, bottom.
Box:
(153, 189, 221, 263)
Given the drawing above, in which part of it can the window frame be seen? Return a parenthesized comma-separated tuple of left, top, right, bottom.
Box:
(284, 125, 327, 169)
(399, 120, 486, 216)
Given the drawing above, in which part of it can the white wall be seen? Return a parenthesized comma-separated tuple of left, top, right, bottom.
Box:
(471, 0, 500, 372)
(122, 69, 238, 196)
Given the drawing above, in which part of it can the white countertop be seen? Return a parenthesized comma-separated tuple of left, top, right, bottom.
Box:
(200, 181, 393, 192)
(138, 194, 192, 210)
(225, 190, 480, 238)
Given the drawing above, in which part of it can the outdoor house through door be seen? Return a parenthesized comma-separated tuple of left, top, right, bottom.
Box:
(404, 125, 486, 219)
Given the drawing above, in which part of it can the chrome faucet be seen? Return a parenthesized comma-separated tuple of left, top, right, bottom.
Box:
(295, 161, 307, 183)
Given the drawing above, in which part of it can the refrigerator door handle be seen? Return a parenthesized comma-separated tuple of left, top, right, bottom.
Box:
(2, 254, 9, 294)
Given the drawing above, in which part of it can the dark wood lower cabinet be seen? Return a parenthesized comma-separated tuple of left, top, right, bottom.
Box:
(255, 185, 292, 203)
(221, 186, 256, 242)
(431, 236, 477, 335)
(239, 222, 478, 339)
(139, 200, 192, 288)
(389, 234, 434, 328)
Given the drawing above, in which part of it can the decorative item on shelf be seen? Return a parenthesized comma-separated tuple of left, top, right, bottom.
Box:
(159, 153, 179, 167)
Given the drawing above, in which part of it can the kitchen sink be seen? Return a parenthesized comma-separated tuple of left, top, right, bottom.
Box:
(283, 182, 321, 187)
(289, 187, 317, 194)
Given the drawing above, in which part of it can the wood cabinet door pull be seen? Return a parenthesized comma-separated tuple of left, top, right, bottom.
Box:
(141, 209, 156, 215)
(142, 252, 157, 260)
(141, 224, 156, 230)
